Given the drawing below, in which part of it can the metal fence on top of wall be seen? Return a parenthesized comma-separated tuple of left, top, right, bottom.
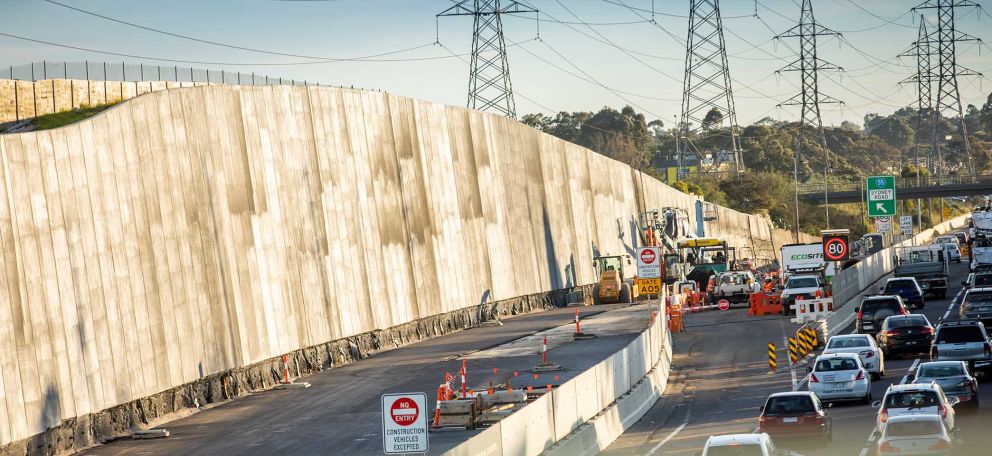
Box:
(0, 61, 342, 124)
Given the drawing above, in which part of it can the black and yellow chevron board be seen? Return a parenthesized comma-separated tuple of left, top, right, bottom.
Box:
(788, 337, 798, 364)
(797, 329, 811, 355)
(768, 342, 777, 372)
(805, 328, 818, 348)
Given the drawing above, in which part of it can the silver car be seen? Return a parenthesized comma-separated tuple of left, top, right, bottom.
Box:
(912, 361, 979, 408)
(930, 320, 992, 371)
(807, 353, 872, 403)
(875, 414, 955, 456)
(822, 334, 885, 379)
(873, 383, 958, 433)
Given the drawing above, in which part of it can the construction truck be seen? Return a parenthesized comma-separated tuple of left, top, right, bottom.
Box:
(593, 255, 636, 304)
(677, 238, 735, 290)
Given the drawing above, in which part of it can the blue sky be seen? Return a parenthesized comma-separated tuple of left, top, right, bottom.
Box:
(2, 0, 990, 127)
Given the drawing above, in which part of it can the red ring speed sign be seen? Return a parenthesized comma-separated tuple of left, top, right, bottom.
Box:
(823, 237, 849, 261)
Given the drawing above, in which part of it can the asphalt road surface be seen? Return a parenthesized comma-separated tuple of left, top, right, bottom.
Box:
(604, 257, 983, 456)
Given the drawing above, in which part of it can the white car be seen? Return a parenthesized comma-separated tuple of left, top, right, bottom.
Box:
(873, 383, 958, 433)
(822, 334, 885, 379)
(701, 433, 780, 456)
(876, 414, 955, 456)
(933, 235, 959, 245)
(807, 353, 872, 403)
(941, 243, 962, 264)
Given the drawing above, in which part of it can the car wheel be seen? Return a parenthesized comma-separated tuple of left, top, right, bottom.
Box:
(939, 291, 947, 299)
(862, 391, 872, 405)
(619, 284, 631, 304)
(871, 372, 880, 381)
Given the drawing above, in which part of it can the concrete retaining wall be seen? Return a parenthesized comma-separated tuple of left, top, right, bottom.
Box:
(0, 85, 773, 450)
(0, 79, 209, 122)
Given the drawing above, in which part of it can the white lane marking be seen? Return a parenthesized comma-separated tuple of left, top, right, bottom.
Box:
(644, 421, 689, 456)
(859, 448, 869, 456)
(900, 359, 921, 385)
(868, 429, 880, 442)
(943, 290, 965, 321)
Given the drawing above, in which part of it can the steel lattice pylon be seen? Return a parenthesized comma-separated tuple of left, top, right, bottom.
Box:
(677, 0, 743, 177)
(775, 0, 842, 234)
(438, 0, 536, 118)
(899, 16, 936, 225)
(912, 0, 982, 178)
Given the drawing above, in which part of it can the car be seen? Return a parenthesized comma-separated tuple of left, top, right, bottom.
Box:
(933, 235, 959, 245)
(758, 392, 832, 445)
(954, 232, 969, 245)
(873, 383, 958, 433)
(880, 277, 925, 309)
(701, 433, 782, 456)
(780, 274, 825, 317)
(941, 243, 962, 263)
(930, 320, 992, 371)
(875, 414, 955, 456)
(911, 361, 979, 408)
(876, 314, 934, 356)
(959, 287, 992, 329)
(857, 295, 909, 335)
(961, 272, 992, 289)
(808, 353, 872, 403)
(711, 271, 758, 305)
(822, 334, 885, 379)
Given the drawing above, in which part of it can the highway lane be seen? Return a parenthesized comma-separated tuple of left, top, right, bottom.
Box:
(79, 303, 648, 456)
(604, 257, 980, 456)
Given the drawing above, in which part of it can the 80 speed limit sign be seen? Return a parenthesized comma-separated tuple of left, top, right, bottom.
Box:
(822, 235, 849, 261)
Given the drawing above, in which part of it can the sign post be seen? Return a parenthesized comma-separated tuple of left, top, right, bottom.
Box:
(866, 176, 896, 217)
(637, 247, 662, 295)
(382, 393, 429, 454)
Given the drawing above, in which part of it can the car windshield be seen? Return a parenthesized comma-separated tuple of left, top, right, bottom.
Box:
(963, 292, 992, 309)
(936, 326, 985, 344)
(884, 281, 918, 293)
(975, 275, 992, 287)
(885, 391, 939, 408)
(705, 445, 765, 456)
(886, 316, 928, 328)
(917, 364, 964, 378)
(816, 358, 859, 372)
(827, 337, 869, 349)
(863, 299, 900, 313)
(885, 420, 943, 437)
(764, 396, 814, 415)
(787, 277, 818, 288)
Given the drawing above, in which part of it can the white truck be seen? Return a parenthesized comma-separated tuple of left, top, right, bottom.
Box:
(973, 246, 992, 272)
(973, 211, 992, 241)
(780, 243, 836, 279)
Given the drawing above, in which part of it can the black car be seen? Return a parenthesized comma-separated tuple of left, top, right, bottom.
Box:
(955, 232, 969, 245)
(857, 295, 909, 335)
(881, 278, 925, 309)
(876, 314, 934, 356)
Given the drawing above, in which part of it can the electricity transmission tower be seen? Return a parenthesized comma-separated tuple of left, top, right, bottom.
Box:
(438, 0, 537, 118)
(912, 0, 982, 179)
(677, 0, 743, 178)
(900, 16, 938, 224)
(775, 0, 843, 235)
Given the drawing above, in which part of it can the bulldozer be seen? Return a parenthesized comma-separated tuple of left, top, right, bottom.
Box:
(592, 255, 636, 304)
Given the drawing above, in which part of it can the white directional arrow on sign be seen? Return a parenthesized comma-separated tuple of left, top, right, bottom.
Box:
(875, 203, 888, 214)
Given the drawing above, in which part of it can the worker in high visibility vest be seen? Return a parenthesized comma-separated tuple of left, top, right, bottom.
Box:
(763, 278, 774, 293)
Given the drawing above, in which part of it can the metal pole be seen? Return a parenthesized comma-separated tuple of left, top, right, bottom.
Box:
(860, 176, 867, 233)
(31, 63, 37, 117)
(793, 135, 801, 242)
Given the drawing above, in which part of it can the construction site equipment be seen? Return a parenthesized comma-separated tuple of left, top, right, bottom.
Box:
(748, 292, 783, 316)
(434, 398, 479, 429)
(678, 238, 736, 289)
(593, 255, 635, 304)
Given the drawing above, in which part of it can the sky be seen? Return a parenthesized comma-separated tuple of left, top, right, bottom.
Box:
(2, 0, 991, 128)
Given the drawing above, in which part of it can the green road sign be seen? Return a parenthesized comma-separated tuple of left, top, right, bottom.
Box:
(866, 175, 896, 217)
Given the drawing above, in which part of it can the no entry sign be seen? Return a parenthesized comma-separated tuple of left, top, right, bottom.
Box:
(637, 247, 661, 278)
(382, 393, 428, 454)
(718, 299, 730, 311)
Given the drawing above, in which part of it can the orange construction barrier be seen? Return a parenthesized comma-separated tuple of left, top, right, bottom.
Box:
(748, 292, 783, 316)
(668, 303, 684, 333)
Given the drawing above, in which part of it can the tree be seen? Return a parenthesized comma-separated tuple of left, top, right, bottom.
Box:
(702, 108, 724, 130)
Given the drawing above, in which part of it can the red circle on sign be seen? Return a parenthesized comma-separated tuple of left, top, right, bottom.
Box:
(718, 299, 730, 310)
(823, 237, 848, 261)
(640, 249, 656, 264)
(390, 398, 419, 427)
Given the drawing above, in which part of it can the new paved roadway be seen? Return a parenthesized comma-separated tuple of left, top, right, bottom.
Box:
(604, 259, 985, 456)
